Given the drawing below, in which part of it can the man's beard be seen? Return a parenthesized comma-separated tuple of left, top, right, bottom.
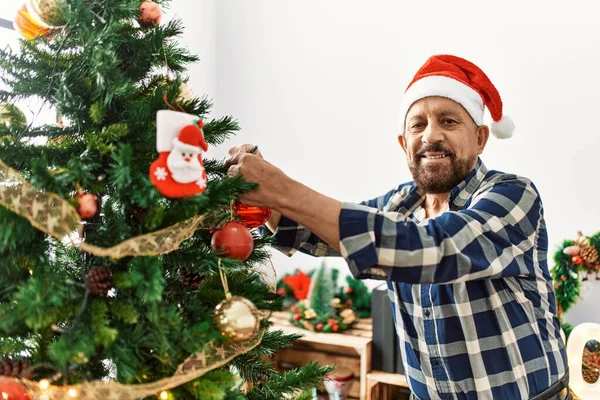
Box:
(408, 143, 477, 194)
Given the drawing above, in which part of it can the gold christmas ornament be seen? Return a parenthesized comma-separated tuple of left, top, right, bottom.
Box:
(27, 0, 66, 27)
(177, 83, 195, 103)
(0, 103, 27, 131)
(340, 308, 357, 325)
(303, 309, 317, 320)
(214, 296, 260, 342)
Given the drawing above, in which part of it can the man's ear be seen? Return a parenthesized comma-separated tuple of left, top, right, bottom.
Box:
(398, 134, 408, 155)
(476, 125, 490, 154)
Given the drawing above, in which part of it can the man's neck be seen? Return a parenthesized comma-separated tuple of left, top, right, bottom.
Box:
(424, 193, 450, 219)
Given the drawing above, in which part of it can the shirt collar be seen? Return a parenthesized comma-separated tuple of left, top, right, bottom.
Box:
(404, 157, 488, 210)
(449, 157, 488, 208)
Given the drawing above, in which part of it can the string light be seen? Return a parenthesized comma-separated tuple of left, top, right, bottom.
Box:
(159, 391, 168, 400)
(2, 392, 8, 399)
(67, 388, 78, 398)
(39, 379, 50, 390)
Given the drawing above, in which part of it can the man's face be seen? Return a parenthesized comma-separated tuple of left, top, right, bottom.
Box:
(398, 97, 489, 194)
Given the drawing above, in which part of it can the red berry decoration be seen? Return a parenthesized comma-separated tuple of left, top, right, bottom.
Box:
(316, 323, 323, 332)
(332, 324, 339, 333)
(138, 1, 162, 27)
(232, 201, 272, 228)
(572, 255, 583, 265)
(77, 192, 100, 220)
(211, 221, 254, 261)
(293, 313, 301, 322)
(0, 377, 31, 400)
(344, 287, 354, 295)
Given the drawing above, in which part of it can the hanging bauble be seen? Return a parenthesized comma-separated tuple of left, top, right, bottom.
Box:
(232, 200, 272, 229)
(77, 192, 100, 220)
(572, 255, 583, 266)
(13, 3, 51, 40)
(0, 103, 27, 131)
(138, 1, 162, 27)
(0, 377, 31, 400)
(177, 83, 195, 104)
(213, 296, 260, 342)
(211, 221, 254, 261)
(26, 0, 66, 27)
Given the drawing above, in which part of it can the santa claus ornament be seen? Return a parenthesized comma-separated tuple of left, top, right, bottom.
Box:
(150, 110, 209, 198)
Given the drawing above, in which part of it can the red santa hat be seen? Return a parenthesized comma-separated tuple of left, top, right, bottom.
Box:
(399, 55, 515, 139)
(172, 123, 209, 153)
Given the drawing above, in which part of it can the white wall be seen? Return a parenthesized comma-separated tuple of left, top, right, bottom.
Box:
(207, 0, 600, 325)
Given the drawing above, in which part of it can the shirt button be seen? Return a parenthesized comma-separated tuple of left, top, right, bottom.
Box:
(424, 309, 431, 318)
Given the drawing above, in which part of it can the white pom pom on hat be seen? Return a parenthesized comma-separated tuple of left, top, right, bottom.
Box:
(398, 55, 514, 139)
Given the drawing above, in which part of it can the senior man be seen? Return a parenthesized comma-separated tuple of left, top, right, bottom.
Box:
(227, 55, 569, 400)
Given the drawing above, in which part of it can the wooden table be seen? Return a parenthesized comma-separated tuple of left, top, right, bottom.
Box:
(366, 370, 410, 400)
(270, 311, 372, 399)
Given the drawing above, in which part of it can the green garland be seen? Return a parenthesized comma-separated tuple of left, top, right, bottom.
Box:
(551, 231, 600, 327)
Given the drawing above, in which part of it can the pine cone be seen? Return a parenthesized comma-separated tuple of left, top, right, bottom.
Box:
(0, 359, 32, 379)
(178, 270, 205, 290)
(87, 266, 112, 296)
(583, 348, 600, 384)
(583, 366, 599, 384)
(580, 244, 599, 265)
(129, 206, 148, 223)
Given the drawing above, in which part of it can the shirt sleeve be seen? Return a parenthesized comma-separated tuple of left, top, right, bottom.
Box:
(339, 176, 544, 284)
(270, 189, 399, 258)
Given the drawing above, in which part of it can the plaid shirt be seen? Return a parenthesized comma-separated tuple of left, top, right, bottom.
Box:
(271, 158, 568, 400)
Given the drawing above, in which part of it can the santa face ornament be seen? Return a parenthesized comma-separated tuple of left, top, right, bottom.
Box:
(150, 110, 209, 198)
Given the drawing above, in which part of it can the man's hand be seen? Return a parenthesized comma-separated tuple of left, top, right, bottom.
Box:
(226, 144, 283, 232)
(226, 144, 342, 250)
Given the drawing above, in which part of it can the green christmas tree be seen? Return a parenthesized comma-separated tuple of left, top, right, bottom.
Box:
(307, 264, 335, 318)
(0, 1, 329, 398)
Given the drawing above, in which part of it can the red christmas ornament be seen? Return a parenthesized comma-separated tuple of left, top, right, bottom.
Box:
(211, 221, 254, 261)
(344, 287, 354, 295)
(77, 192, 100, 220)
(572, 255, 583, 265)
(316, 323, 323, 332)
(293, 313, 301, 322)
(138, 1, 161, 27)
(0, 377, 31, 400)
(232, 201, 272, 228)
(332, 324, 339, 333)
(277, 288, 286, 295)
